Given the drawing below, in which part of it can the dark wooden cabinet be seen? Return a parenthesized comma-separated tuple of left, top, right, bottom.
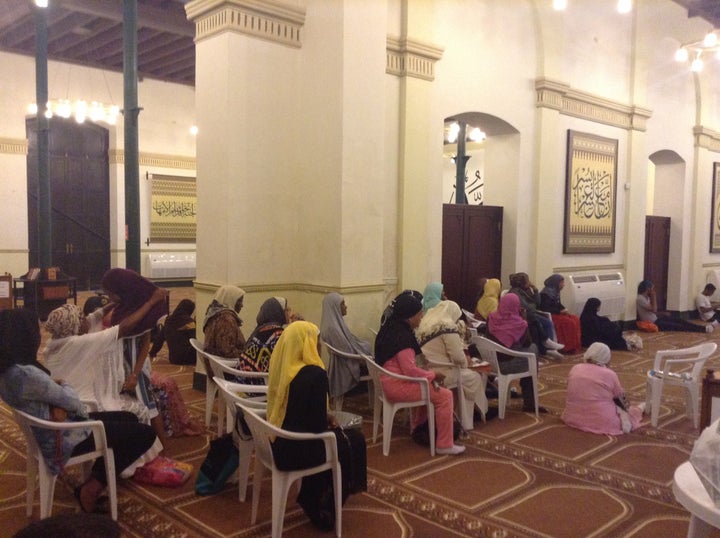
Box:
(442, 204, 503, 312)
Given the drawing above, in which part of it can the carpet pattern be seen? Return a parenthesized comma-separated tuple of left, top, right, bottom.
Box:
(2, 289, 720, 537)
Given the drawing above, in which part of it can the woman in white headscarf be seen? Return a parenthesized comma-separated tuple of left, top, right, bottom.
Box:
(416, 300, 488, 430)
(203, 285, 246, 357)
(319, 293, 372, 401)
(562, 343, 643, 434)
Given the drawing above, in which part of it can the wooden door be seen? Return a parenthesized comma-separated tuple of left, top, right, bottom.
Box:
(442, 204, 503, 311)
(644, 215, 670, 312)
(26, 118, 110, 291)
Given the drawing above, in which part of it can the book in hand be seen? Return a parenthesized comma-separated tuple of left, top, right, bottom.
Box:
(26, 268, 40, 280)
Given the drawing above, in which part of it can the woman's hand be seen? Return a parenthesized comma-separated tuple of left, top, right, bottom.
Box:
(434, 372, 446, 384)
(327, 413, 340, 429)
(122, 373, 138, 393)
(49, 405, 68, 422)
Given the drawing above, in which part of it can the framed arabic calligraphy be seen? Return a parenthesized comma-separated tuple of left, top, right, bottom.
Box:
(563, 130, 618, 254)
(149, 173, 197, 243)
(710, 163, 720, 253)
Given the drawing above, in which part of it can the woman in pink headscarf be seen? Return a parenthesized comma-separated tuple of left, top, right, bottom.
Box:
(487, 293, 546, 413)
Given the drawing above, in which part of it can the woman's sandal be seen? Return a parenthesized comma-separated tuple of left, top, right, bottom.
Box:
(74, 485, 109, 514)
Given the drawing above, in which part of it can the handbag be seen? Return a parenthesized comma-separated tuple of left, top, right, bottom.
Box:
(133, 456, 193, 487)
(636, 320, 659, 333)
(194, 433, 239, 495)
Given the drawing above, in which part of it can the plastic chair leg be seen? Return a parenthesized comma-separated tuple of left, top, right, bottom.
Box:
(271, 473, 292, 538)
(205, 382, 217, 427)
(25, 457, 37, 517)
(650, 379, 663, 427)
(497, 378, 510, 419)
(237, 441, 253, 502)
(251, 459, 264, 524)
(383, 405, 396, 456)
(333, 395, 344, 413)
(372, 399, 381, 443)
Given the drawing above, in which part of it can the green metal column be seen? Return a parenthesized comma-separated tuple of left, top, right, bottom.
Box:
(35, 5, 51, 268)
(454, 122, 468, 204)
(123, 0, 141, 272)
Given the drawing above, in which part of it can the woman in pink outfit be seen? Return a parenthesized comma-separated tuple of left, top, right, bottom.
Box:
(562, 343, 643, 435)
(374, 291, 464, 455)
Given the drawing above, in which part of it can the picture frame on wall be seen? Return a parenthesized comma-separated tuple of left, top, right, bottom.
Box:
(563, 130, 619, 254)
(710, 163, 720, 253)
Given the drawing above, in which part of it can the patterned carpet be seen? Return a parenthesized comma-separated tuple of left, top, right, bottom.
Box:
(2, 289, 720, 537)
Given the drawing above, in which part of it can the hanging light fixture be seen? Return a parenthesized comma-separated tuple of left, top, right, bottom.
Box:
(675, 30, 719, 73)
(27, 98, 121, 125)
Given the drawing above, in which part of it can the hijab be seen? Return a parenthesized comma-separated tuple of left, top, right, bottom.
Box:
(0, 309, 48, 375)
(422, 282, 444, 312)
(583, 342, 611, 366)
(267, 321, 325, 429)
(541, 274, 564, 302)
(165, 299, 195, 331)
(102, 268, 165, 332)
(244, 297, 287, 343)
(487, 293, 528, 348)
(45, 304, 83, 339)
(374, 292, 423, 366)
(202, 285, 245, 330)
(319, 293, 371, 356)
(415, 300, 462, 346)
(476, 278, 502, 319)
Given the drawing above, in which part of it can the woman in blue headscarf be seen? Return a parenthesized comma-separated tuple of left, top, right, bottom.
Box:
(422, 282, 446, 313)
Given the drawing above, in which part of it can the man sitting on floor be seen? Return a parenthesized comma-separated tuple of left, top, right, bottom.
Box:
(696, 283, 720, 329)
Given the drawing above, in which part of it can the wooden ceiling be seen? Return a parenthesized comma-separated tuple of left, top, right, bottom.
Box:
(0, 1, 719, 89)
(0, 0, 195, 86)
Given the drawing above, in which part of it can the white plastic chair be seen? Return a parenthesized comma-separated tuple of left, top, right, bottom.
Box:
(472, 336, 539, 419)
(363, 355, 436, 456)
(234, 400, 342, 538)
(322, 341, 373, 412)
(462, 309, 487, 331)
(214, 378, 268, 502)
(12, 408, 118, 520)
(645, 342, 717, 428)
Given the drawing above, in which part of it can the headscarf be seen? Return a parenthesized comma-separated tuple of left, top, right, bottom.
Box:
(637, 280, 653, 295)
(202, 285, 245, 330)
(267, 321, 325, 429)
(165, 299, 195, 332)
(583, 342, 611, 366)
(320, 293, 372, 356)
(415, 300, 462, 346)
(476, 279, 502, 319)
(374, 292, 423, 366)
(102, 268, 165, 333)
(487, 293, 528, 349)
(245, 297, 287, 343)
(0, 309, 47, 375)
(580, 298, 602, 320)
(541, 274, 564, 302)
(422, 282, 444, 312)
(509, 272, 527, 290)
(45, 304, 83, 339)
(380, 290, 422, 325)
(273, 297, 287, 310)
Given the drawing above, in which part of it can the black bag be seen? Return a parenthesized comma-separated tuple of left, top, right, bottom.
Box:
(411, 418, 461, 447)
(194, 433, 239, 495)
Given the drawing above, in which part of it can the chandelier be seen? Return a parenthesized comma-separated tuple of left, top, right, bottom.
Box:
(675, 30, 720, 72)
(27, 99, 120, 125)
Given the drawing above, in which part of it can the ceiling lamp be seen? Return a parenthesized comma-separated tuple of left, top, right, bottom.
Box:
(675, 30, 719, 73)
(27, 99, 120, 125)
(552, 0, 568, 10)
(617, 0, 632, 14)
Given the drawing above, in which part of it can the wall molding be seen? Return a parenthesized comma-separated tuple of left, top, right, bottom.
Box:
(194, 279, 386, 295)
(694, 126, 720, 153)
(186, 0, 305, 48)
(554, 264, 625, 274)
(110, 150, 196, 170)
(386, 36, 444, 81)
(0, 137, 28, 155)
(535, 78, 652, 131)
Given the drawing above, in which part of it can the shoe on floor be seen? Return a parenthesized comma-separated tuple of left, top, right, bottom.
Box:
(544, 339, 565, 350)
(522, 405, 549, 414)
(436, 444, 466, 455)
(706, 324, 715, 333)
(545, 350, 564, 360)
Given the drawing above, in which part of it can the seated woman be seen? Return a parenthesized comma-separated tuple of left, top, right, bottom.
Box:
(235, 297, 287, 384)
(0, 309, 161, 514)
(268, 321, 367, 531)
(580, 298, 629, 350)
(422, 282, 446, 313)
(416, 300, 487, 430)
(539, 273, 582, 354)
(562, 342, 643, 434)
(203, 285, 247, 357)
(475, 278, 501, 321)
(320, 292, 372, 406)
(102, 268, 168, 440)
(374, 291, 465, 455)
(508, 272, 563, 359)
(637, 280, 710, 333)
(44, 288, 168, 423)
(487, 293, 546, 413)
(150, 299, 196, 365)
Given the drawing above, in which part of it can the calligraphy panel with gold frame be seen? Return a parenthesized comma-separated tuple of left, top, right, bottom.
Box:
(710, 163, 720, 253)
(149, 173, 196, 243)
(563, 130, 618, 254)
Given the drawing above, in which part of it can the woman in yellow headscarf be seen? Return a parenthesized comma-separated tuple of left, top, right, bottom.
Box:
(475, 278, 502, 320)
(267, 321, 366, 531)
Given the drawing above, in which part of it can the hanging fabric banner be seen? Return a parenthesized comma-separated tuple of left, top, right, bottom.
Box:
(149, 173, 197, 243)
